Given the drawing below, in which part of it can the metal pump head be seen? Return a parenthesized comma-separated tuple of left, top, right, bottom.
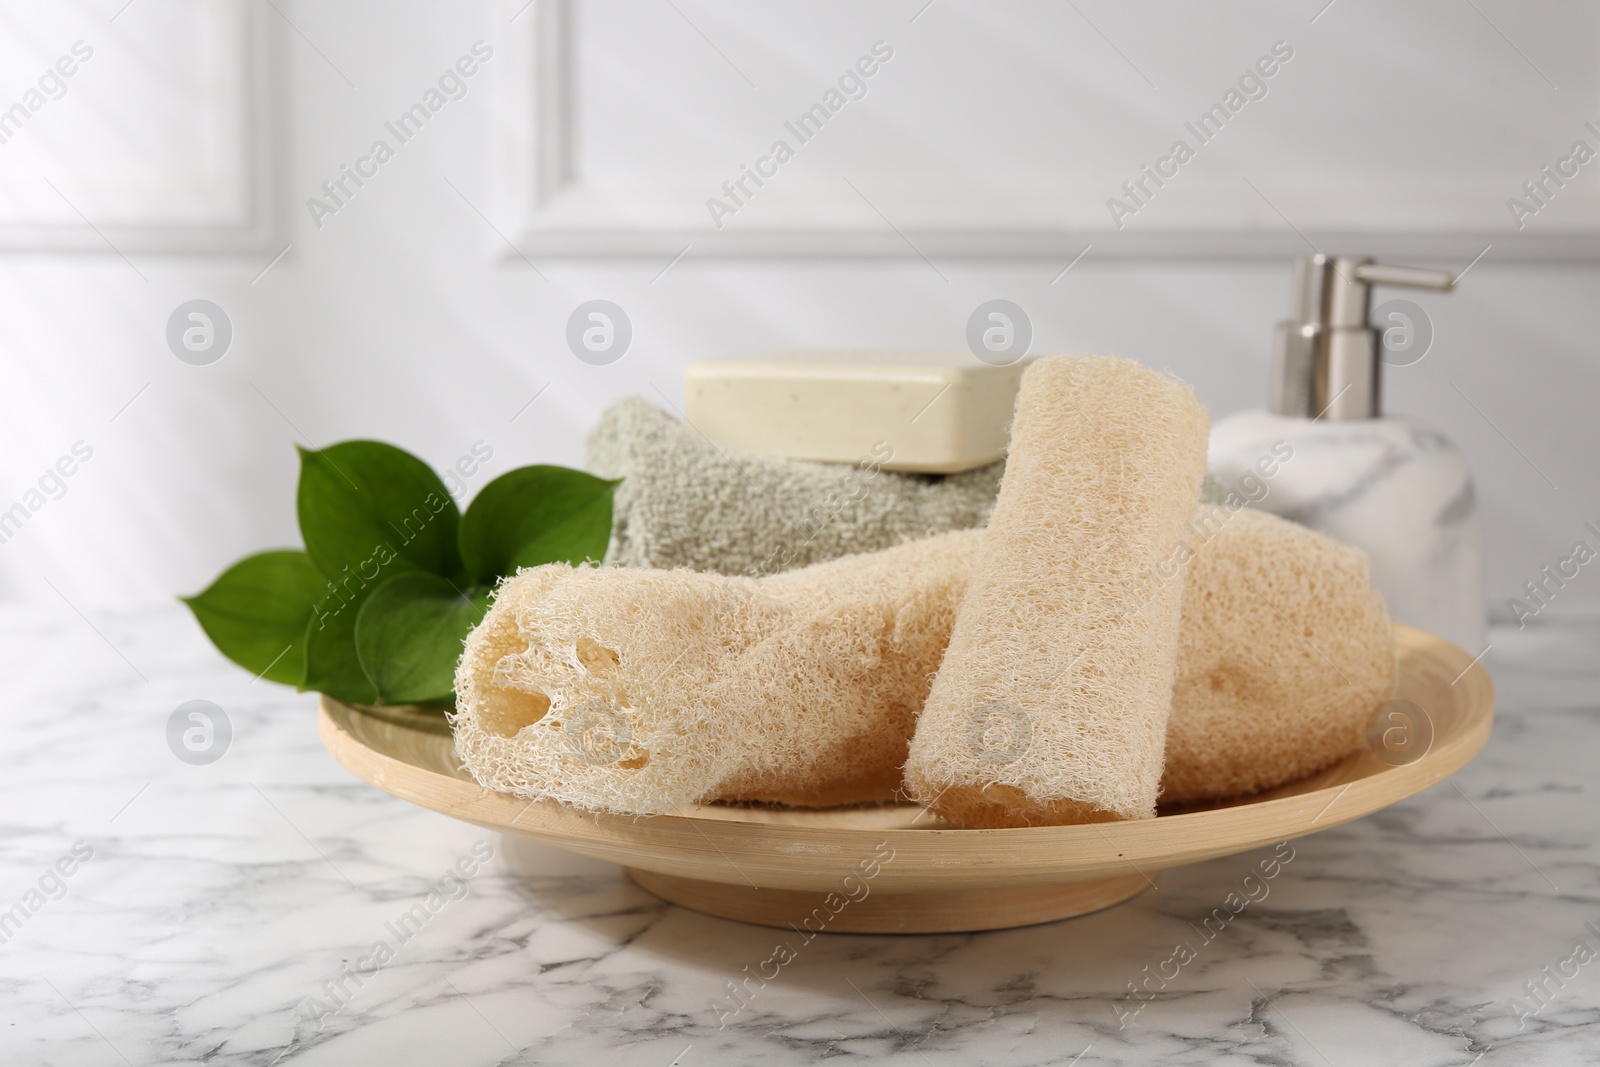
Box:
(1270, 254, 1456, 420)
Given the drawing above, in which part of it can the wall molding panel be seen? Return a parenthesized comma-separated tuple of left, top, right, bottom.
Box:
(502, 0, 1600, 261)
(0, 0, 276, 254)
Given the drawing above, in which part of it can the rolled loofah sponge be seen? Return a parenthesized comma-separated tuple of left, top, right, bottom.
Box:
(451, 531, 980, 815)
(1161, 506, 1397, 803)
(585, 397, 1002, 576)
(904, 355, 1210, 827)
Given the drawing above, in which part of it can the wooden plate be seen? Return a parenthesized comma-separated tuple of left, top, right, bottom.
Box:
(319, 624, 1492, 934)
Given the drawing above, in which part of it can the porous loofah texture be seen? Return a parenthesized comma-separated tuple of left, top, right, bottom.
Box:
(904, 355, 1210, 827)
(1161, 507, 1398, 803)
(585, 397, 1003, 576)
(451, 531, 980, 815)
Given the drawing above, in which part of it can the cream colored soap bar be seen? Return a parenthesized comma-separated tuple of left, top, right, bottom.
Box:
(684, 352, 1025, 473)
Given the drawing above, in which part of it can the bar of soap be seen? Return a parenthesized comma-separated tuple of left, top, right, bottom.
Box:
(684, 352, 1026, 473)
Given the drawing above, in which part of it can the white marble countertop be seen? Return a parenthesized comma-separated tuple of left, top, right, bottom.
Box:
(3, 604, 1596, 1066)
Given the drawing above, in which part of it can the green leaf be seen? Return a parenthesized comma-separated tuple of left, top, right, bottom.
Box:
(302, 592, 379, 705)
(458, 465, 618, 584)
(181, 550, 326, 685)
(296, 441, 463, 587)
(354, 573, 490, 704)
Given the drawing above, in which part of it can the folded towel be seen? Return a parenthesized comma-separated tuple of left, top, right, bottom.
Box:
(1161, 506, 1397, 802)
(904, 355, 1210, 827)
(585, 397, 1003, 576)
(451, 531, 979, 814)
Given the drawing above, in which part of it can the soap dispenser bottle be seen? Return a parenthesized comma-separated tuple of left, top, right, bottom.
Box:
(1208, 254, 1487, 653)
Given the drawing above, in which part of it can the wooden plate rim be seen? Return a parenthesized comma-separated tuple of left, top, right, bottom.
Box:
(318, 623, 1493, 892)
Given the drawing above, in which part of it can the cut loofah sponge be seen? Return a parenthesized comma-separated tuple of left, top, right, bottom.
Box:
(904, 355, 1210, 827)
(451, 531, 979, 815)
(1161, 506, 1398, 803)
(585, 397, 1002, 576)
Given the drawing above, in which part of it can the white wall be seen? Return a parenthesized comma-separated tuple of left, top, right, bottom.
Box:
(0, 0, 1596, 626)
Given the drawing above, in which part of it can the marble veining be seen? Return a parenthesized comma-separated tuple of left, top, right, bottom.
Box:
(1, 604, 1596, 1065)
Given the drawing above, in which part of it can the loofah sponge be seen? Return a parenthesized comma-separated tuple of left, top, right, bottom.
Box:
(904, 355, 1210, 827)
(585, 397, 1003, 576)
(451, 531, 980, 815)
(1161, 506, 1398, 803)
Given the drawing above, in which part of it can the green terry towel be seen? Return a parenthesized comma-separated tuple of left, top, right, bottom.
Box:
(585, 397, 1004, 576)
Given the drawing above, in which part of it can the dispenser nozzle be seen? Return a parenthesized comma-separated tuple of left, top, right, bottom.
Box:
(1351, 263, 1456, 292)
(1269, 254, 1457, 421)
